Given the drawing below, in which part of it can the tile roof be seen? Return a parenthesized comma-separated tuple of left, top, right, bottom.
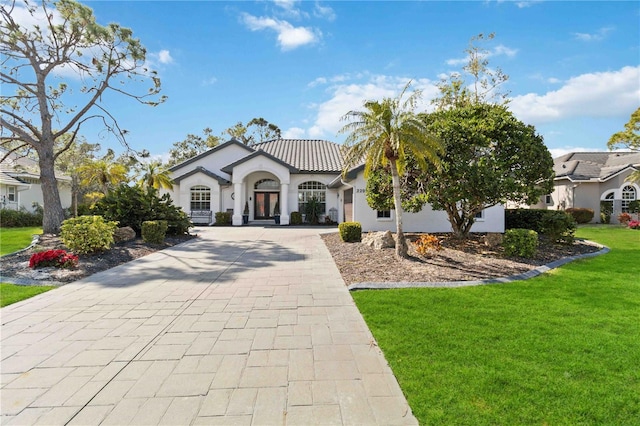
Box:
(254, 139, 344, 173)
(554, 152, 640, 181)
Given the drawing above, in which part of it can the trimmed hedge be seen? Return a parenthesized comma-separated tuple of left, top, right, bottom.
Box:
(0, 209, 43, 227)
(215, 211, 232, 226)
(290, 211, 303, 225)
(338, 222, 362, 242)
(503, 228, 538, 258)
(142, 220, 168, 244)
(565, 207, 594, 224)
(60, 215, 118, 254)
(505, 208, 577, 244)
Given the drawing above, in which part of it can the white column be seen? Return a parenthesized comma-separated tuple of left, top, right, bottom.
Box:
(232, 182, 243, 226)
(280, 183, 289, 225)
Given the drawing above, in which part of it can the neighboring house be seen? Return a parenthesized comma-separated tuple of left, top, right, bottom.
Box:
(529, 152, 640, 223)
(0, 150, 72, 212)
(166, 138, 504, 232)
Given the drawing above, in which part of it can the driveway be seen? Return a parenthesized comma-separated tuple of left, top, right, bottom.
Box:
(1, 227, 416, 425)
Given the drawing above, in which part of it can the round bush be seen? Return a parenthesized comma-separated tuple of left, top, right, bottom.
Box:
(60, 215, 118, 254)
(502, 228, 538, 258)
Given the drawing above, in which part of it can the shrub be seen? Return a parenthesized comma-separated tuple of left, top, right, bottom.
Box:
(338, 222, 362, 243)
(565, 207, 594, 224)
(142, 220, 168, 244)
(541, 211, 576, 244)
(29, 249, 78, 269)
(413, 234, 442, 257)
(505, 209, 548, 233)
(629, 200, 640, 214)
(502, 229, 538, 258)
(304, 196, 323, 224)
(600, 212, 611, 224)
(215, 211, 232, 226)
(60, 215, 118, 254)
(0, 208, 42, 227)
(92, 185, 191, 236)
(628, 220, 640, 230)
(290, 211, 303, 225)
(618, 212, 632, 225)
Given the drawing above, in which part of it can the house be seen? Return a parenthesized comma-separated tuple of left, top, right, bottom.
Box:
(0, 150, 72, 212)
(529, 152, 640, 223)
(165, 138, 505, 232)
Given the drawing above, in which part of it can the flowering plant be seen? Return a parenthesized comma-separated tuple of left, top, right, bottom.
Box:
(29, 249, 79, 269)
(618, 212, 632, 225)
(413, 234, 442, 257)
(628, 220, 640, 230)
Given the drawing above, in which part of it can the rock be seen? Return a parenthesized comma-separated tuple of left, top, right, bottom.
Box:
(114, 226, 136, 243)
(484, 233, 503, 248)
(362, 231, 396, 249)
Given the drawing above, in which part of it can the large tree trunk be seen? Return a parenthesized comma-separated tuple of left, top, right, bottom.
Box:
(390, 160, 408, 258)
(38, 149, 65, 234)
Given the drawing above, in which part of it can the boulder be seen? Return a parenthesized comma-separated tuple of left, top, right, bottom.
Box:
(362, 230, 395, 249)
(114, 226, 136, 243)
(484, 232, 503, 248)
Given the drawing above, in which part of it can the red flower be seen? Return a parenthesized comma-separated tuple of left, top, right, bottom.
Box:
(29, 249, 79, 269)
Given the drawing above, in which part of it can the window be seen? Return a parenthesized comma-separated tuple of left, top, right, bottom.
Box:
(190, 186, 211, 210)
(622, 185, 637, 213)
(7, 186, 16, 202)
(255, 179, 279, 190)
(475, 210, 485, 221)
(298, 181, 326, 214)
(377, 210, 391, 219)
(545, 194, 552, 205)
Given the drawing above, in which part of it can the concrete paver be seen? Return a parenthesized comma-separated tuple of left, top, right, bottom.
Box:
(1, 227, 417, 425)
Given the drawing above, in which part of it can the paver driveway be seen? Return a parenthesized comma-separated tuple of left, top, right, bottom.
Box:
(1, 227, 417, 425)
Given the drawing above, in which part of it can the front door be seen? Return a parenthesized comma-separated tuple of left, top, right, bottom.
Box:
(254, 192, 279, 219)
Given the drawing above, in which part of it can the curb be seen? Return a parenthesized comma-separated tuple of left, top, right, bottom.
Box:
(348, 242, 610, 291)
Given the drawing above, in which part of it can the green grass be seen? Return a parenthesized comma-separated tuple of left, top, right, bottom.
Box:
(0, 227, 42, 255)
(0, 283, 55, 307)
(353, 226, 640, 425)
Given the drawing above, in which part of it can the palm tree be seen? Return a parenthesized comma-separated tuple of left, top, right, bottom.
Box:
(136, 161, 174, 190)
(78, 158, 128, 194)
(339, 82, 442, 258)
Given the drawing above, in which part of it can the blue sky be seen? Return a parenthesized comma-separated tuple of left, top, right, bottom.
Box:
(21, 1, 640, 159)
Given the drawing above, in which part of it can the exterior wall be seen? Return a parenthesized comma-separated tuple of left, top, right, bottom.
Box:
(0, 180, 71, 212)
(166, 174, 224, 225)
(289, 174, 340, 221)
(349, 174, 505, 233)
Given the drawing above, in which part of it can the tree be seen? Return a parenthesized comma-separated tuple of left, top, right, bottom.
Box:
(167, 128, 221, 167)
(78, 152, 129, 194)
(136, 161, 173, 190)
(224, 117, 281, 146)
(433, 33, 510, 110)
(421, 104, 554, 237)
(339, 82, 442, 258)
(1, 0, 166, 233)
(608, 107, 640, 183)
(54, 135, 101, 216)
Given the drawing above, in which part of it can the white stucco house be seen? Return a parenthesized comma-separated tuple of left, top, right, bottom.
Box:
(165, 138, 505, 232)
(529, 152, 639, 223)
(0, 150, 72, 212)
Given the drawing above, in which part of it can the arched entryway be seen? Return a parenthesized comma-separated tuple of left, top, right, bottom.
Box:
(254, 178, 280, 219)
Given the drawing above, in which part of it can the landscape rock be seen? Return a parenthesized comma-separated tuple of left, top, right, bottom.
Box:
(362, 230, 396, 249)
(484, 233, 503, 248)
(114, 226, 136, 243)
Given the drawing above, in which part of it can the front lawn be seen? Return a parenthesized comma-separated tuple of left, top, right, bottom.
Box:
(353, 226, 640, 425)
(0, 227, 42, 255)
(0, 283, 55, 308)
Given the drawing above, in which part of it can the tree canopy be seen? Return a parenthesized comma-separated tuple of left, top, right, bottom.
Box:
(167, 128, 221, 167)
(608, 107, 640, 183)
(225, 117, 282, 146)
(1, 0, 165, 232)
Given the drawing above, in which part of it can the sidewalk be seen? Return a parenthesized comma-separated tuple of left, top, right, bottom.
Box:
(1, 227, 417, 425)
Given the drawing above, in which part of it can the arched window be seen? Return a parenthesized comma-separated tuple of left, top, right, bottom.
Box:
(622, 185, 637, 213)
(298, 181, 326, 215)
(190, 186, 211, 210)
(255, 179, 279, 190)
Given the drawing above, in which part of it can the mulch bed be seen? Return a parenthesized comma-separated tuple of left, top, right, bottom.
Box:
(1, 234, 195, 284)
(321, 232, 603, 285)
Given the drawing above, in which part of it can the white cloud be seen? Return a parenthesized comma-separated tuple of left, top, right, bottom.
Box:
(445, 43, 518, 66)
(282, 127, 306, 139)
(241, 13, 320, 50)
(548, 146, 604, 158)
(157, 50, 173, 64)
(305, 75, 439, 138)
(547, 77, 561, 84)
(573, 26, 614, 42)
(202, 76, 218, 86)
(314, 2, 336, 21)
(510, 65, 640, 124)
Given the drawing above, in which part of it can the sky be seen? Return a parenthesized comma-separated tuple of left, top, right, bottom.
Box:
(9, 0, 640, 160)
